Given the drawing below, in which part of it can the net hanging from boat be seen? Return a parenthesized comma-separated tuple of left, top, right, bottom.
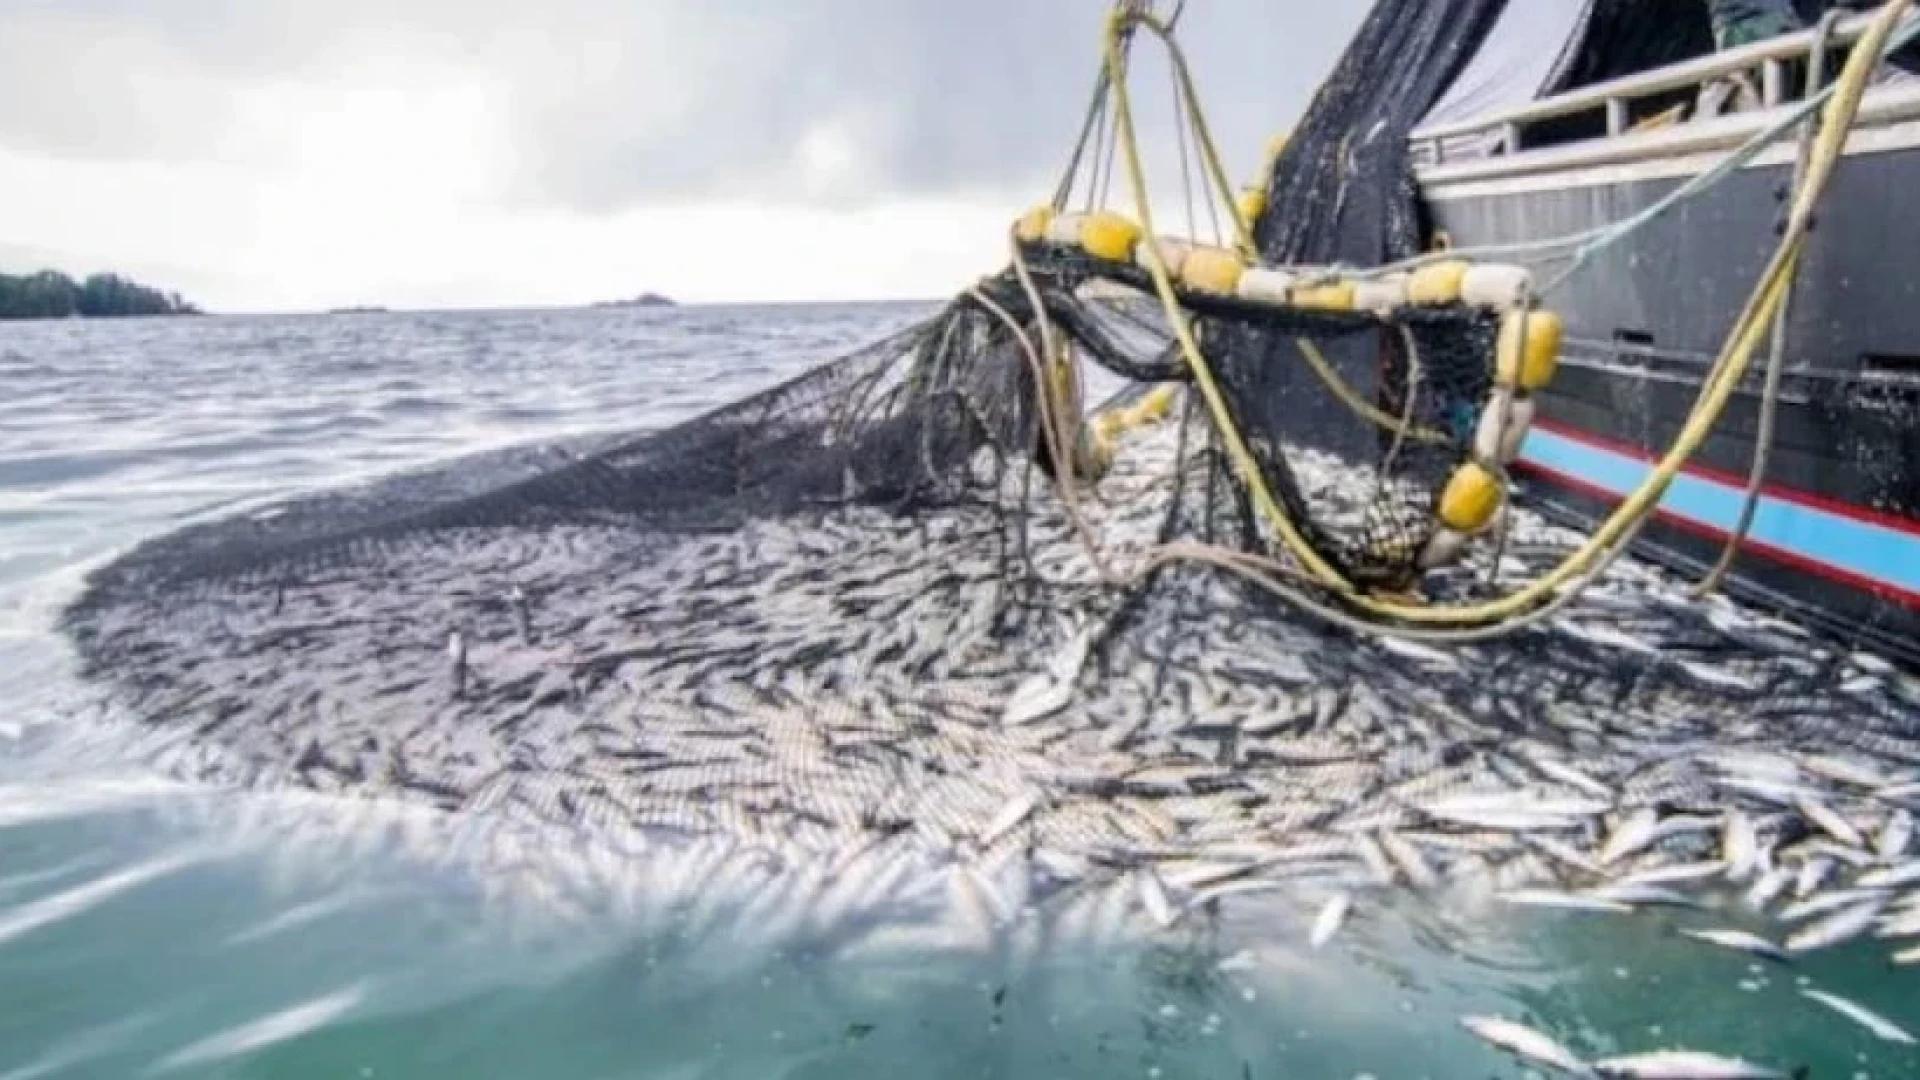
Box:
(66, 0, 1912, 657)
(49, 2, 1920, 970)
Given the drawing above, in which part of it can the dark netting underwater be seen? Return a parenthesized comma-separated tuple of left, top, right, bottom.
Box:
(53, 0, 1920, 971)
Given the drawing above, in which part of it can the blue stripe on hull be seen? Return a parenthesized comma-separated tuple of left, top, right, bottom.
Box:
(1517, 427, 1920, 600)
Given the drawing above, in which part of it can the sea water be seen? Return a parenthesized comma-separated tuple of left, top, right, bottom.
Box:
(0, 306, 1913, 1079)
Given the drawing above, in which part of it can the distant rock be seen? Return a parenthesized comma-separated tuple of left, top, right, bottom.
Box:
(595, 292, 676, 309)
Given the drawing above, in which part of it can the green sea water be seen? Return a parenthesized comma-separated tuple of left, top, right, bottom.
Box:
(0, 307, 1913, 1078)
(0, 769, 1913, 1080)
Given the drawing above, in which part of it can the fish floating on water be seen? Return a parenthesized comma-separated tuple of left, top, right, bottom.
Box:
(1458, 1015, 1591, 1076)
(1799, 988, 1916, 1045)
(1458, 1017, 1811, 1080)
(1591, 1050, 1803, 1080)
(49, 384, 1920, 1068)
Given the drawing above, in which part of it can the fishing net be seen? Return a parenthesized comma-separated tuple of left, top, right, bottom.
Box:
(64, 0, 1534, 644)
(52, 0, 1920, 980)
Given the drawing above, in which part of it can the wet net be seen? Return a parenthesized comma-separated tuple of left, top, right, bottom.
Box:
(52, 0, 1920, 977)
(66, 2, 1517, 621)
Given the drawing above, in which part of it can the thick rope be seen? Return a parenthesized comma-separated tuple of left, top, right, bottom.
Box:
(1691, 8, 1843, 598)
(1099, 0, 1909, 631)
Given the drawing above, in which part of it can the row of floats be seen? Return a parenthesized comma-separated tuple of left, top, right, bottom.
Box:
(1014, 203, 1571, 576)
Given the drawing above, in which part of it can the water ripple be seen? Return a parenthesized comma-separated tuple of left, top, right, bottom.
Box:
(151, 984, 369, 1074)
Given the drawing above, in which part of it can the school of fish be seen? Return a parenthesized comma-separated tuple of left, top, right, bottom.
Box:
(56, 400, 1920, 1077)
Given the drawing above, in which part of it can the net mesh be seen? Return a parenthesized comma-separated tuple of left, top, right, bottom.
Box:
(66, 0, 1524, 629)
(51, 0, 1920, 962)
(65, 269, 1498, 620)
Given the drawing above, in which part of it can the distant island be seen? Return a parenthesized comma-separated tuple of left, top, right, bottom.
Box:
(328, 305, 390, 315)
(0, 270, 200, 320)
(593, 292, 676, 309)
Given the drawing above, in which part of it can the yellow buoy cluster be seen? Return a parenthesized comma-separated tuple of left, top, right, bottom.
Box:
(1086, 383, 1181, 475)
(1014, 209, 1560, 332)
(1419, 302, 1565, 573)
(1010, 204, 1566, 579)
(1232, 130, 1288, 233)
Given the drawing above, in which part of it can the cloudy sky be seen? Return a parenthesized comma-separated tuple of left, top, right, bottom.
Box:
(0, 1, 1364, 312)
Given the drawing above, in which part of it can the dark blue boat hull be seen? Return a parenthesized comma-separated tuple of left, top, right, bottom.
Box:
(1422, 132, 1920, 664)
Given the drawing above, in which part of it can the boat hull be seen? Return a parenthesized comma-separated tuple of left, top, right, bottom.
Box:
(1419, 114, 1920, 664)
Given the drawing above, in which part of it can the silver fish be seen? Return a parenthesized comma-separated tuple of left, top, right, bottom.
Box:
(1525, 756, 1616, 801)
(1458, 1015, 1593, 1076)
(1856, 861, 1920, 890)
(1216, 949, 1259, 974)
(1744, 866, 1794, 912)
(1794, 796, 1865, 849)
(1586, 883, 1704, 909)
(1375, 636, 1460, 673)
(1714, 775, 1821, 808)
(1047, 620, 1096, 683)
(980, 791, 1039, 847)
(1621, 861, 1727, 888)
(1799, 988, 1916, 1045)
(1002, 672, 1074, 726)
(1778, 888, 1887, 923)
(1500, 889, 1633, 914)
(1792, 857, 1834, 899)
(1601, 808, 1661, 866)
(1876, 905, 1920, 939)
(1161, 860, 1261, 892)
(1721, 811, 1759, 881)
(1679, 928, 1788, 963)
(1308, 891, 1351, 949)
(1380, 830, 1439, 889)
(1675, 659, 1760, 692)
(1785, 897, 1886, 955)
(1352, 833, 1396, 885)
(1419, 807, 1591, 833)
(1879, 809, 1913, 863)
(1526, 834, 1605, 876)
(946, 864, 999, 943)
(1137, 870, 1176, 929)
(1847, 651, 1896, 676)
(1592, 1050, 1796, 1080)
(1188, 878, 1288, 908)
(1701, 749, 1801, 785)
(1800, 754, 1896, 791)
(1426, 791, 1613, 818)
(1799, 839, 1875, 869)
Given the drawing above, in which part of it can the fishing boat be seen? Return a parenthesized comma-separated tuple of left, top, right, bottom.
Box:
(1399, 3, 1920, 662)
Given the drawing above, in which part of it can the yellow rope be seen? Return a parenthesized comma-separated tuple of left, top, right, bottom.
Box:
(1099, 0, 1907, 627)
(1293, 337, 1451, 446)
(967, 273, 1120, 586)
(1101, 9, 1354, 592)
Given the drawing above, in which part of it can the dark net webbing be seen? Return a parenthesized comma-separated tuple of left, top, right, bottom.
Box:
(46, 5, 1920, 968)
(1226, 0, 1510, 566)
(68, 0, 1520, 627)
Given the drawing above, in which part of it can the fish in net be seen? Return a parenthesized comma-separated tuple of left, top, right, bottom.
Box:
(53, 0, 1920, 979)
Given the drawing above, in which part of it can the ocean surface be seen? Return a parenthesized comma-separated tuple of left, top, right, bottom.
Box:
(0, 304, 1912, 1080)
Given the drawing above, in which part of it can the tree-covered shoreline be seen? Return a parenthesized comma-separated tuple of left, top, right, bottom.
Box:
(0, 270, 200, 320)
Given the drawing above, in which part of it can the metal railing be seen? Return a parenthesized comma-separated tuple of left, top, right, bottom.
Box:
(1410, 10, 1893, 165)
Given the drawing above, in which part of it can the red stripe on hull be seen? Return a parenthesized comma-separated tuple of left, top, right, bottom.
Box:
(1528, 417, 1920, 538)
(1513, 458, 1920, 612)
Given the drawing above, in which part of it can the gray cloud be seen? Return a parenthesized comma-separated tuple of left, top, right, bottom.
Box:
(0, 0, 1364, 210)
(493, 1, 1367, 210)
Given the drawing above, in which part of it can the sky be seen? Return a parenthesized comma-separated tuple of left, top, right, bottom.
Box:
(0, 1, 1366, 312)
